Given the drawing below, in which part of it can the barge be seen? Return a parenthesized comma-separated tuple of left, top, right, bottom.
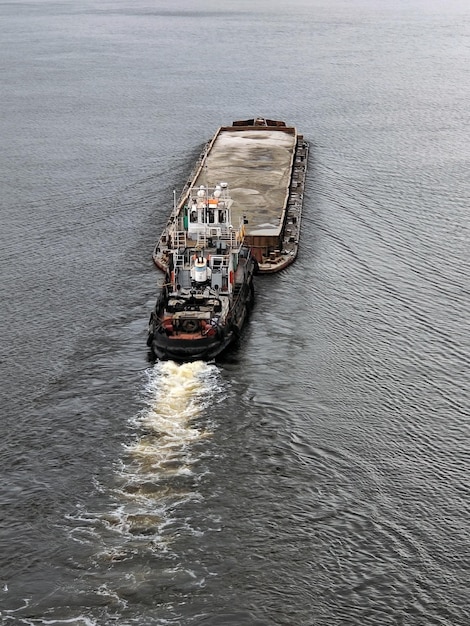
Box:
(153, 117, 309, 274)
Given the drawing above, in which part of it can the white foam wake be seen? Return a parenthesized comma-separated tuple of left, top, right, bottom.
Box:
(65, 360, 223, 577)
(107, 360, 222, 546)
(127, 360, 219, 475)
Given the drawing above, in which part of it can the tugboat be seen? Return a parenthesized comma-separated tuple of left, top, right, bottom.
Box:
(147, 182, 256, 362)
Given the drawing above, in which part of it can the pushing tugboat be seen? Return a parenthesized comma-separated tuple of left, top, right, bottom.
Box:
(147, 181, 256, 362)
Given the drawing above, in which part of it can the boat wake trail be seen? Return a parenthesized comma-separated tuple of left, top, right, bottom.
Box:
(55, 361, 223, 623)
(129, 360, 217, 469)
(110, 360, 222, 550)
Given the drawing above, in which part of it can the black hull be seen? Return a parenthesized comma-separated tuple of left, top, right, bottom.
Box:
(148, 267, 254, 363)
(151, 330, 235, 363)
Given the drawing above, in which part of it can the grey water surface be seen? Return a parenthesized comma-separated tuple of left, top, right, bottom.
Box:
(1, 0, 469, 624)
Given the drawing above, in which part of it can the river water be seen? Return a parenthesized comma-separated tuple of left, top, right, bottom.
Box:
(1, 1, 469, 624)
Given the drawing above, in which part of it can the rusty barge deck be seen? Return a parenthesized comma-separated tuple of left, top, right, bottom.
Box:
(153, 118, 309, 274)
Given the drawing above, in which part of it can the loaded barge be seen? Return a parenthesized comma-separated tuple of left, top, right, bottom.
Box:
(153, 118, 309, 274)
(148, 118, 308, 361)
